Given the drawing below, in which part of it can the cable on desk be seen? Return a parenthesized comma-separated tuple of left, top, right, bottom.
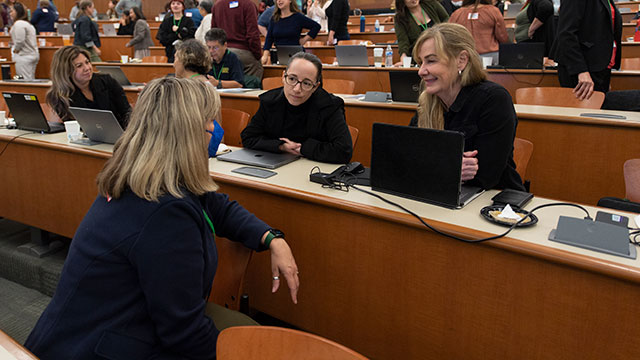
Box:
(0, 132, 31, 159)
(501, 67, 552, 87)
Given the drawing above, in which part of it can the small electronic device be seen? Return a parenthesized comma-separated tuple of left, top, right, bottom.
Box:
(549, 216, 636, 259)
(217, 148, 299, 169)
(363, 91, 389, 102)
(231, 166, 277, 179)
(68, 107, 124, 145)
(491, 189, 534, 209)
(595, 211, 629, 228)
(3, 92, 64, 133)
(389, 70, 421, 103)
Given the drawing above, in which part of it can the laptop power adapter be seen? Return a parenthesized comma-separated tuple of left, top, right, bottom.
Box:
(310, 172, 336, 185)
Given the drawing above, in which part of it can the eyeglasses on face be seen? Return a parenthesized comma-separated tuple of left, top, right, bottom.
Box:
(283, 73, 317, 91)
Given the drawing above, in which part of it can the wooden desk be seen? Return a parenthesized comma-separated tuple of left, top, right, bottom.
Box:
(1, 130, 639, 360)
(304, 44, 400, 64)
(0, 35, 134, 61)
(261, 31, 397, 44)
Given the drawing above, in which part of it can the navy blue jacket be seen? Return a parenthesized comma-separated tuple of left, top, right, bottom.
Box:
(25, 190, 269, 359)
(30, 6, 58, 33)
(263, 12, 321, 50)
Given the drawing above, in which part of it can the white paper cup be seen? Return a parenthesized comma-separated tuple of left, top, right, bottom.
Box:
(38, 38, 46, 47)
(0, 110, 6, 125)
(64, 121, 82, 142)
(373, 47, 383, 67)
(121, 55, 129, 64)
(379, 25, 385, 32)
(402, 56, 412, 68)
(482, 57, 493, 69)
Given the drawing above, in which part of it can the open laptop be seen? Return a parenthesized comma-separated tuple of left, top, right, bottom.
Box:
(102, 23, 117, 36)
(56, 23, 73, 35)
(505, 3, 524, 17)
(68, 107, 124, 145)
(496, 43, 545, 69)
(389, 70, 421, 103)
(276, 45, 304, 66)
(335, 45, 369, 67)
(217, 148, 299, 169)
(95, 66, 144, 86)
(2, 92, 64, 133)
(370, 123, 483, 209)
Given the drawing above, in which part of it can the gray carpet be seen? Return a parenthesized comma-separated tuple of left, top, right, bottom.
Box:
(0, 278, 51, 344)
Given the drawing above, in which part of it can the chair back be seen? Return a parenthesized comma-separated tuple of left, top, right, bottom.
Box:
(624, 159, 640, 202)
(262, 77, 282, 90)
(305, 40, 325, 46)
(515, 87, 605, 109)
(513, 137, 533, 180)
(0, 330, 40, 360)
(217, 326, 369, 360)
(323, 79, 355, 94)
(348, 125, 359, 149)
(141, 55, 168, 63)
(621, 58, 640, 71)
(220, 108, 250, 147)
(208, 236, 253, 311)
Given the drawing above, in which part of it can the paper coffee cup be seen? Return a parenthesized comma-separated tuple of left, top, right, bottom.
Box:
(121, 55, 129, 64)
(402, 56, 412, 68)
(38, 38, 46, 47)
(482, 57, 493, 69)
(64, 121, 82, 142)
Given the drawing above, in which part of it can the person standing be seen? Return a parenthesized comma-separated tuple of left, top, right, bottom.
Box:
(195, 0, 213, 43)
(72, 0, 101, 62)
(211, 0, 263, 79)
(10, 2, 39, 80)
(307, 0, 332, 32)
(30, 0, 58, 34)
(126, 6, 154, 59)
(157, 0, 195, 63)
(184, 0, 203, 27)
(325, 0, 349, 45)
(513, 0, 554, 57)
(395, 0, 449, 65)
(552, 0, 622, 100)
(115, 0, 142, 16)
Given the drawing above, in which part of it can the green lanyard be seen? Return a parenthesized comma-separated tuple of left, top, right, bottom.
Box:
(173, 15, 183, 33)
(410, 8, 429, 31)
(211, 50, 228, 80)
(202, 209, 215, 236)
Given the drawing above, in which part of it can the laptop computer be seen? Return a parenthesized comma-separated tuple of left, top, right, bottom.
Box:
(68, 107, 124, 144)
(335, 45, 369, 67)
(102, 23, 117, 36)
(95, 66, 144, 86)
(497, 43, 545, 69)
(276, 45, 304, 66)
(217, 148, 299, 169)
(505, 3, 524, 17)
(370, 123, 483, 209)
(56, 23, 73, 35)
(2, 92, 64, 133)
(389, 70, 421, 103)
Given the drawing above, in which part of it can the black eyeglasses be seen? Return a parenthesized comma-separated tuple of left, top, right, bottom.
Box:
(283, 73, 317, 91)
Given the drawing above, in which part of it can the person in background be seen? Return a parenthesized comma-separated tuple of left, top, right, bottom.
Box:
(449, 0, 509, 65)
(45, 46, 131, 128)
(172, 38, 211, 82)
(126, 6, 153, 59)
(206, 28, 244, 89)
(259, 0, 275, 14)
(242, 52, 353, 164)
(31, 0, 58, 34)
(115, 0, 142, 16)
(440, 0, 461, 15)
(25, 76, 299, 359)
(257, 5, 275, 36)
(37, 0, 58, 14)
(513, 0, 554, 57)
(70, 0, 97, 21)
(184, 0, 203, 28)
(261, 0, 321, 65)
(106, 0, 118, 19)
(410, 23, 524, 190)
(395, 0, 449, 66)
(307, 0, 332, 32)
(73, 0, 101, 62)
(195, 0, 212, 43)
(552, 0, 621, 100)
(116, 9, 135, 35)
(325, 0, 349, 45)
(492, 0, 504, 14)
(10, 2, 39, 80)
(1, 0, 15, 27)
(157, 0, 195, 63)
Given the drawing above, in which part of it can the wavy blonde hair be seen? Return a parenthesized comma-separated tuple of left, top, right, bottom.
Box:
(412, 23, 487, 129)
(46, 46, 92, 121)
(97, 78, 221, 201)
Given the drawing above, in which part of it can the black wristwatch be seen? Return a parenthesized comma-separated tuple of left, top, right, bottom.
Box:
(217, 81, 223, 89)
(264, 229, 284, 249)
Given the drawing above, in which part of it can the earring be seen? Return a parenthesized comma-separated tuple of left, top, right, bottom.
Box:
(458, 69, 462, 76)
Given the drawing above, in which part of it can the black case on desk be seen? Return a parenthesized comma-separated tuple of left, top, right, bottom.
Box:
(491, 189, 533, 209)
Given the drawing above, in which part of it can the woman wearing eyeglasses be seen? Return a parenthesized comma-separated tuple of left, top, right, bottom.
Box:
(241, 52, 352, 164)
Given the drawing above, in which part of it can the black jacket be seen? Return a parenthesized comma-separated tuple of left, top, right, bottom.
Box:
(326, 0, 350, 39)
(156, 14, 195, 62)
(526, 0, 555, 56)
(69, 73, 131, 129)
(241, 87, 353, 164)
(72, 14, 100, 48)
(552, 0, 622, 75)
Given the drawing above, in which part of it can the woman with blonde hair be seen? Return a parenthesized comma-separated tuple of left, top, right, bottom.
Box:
(46, 46, 130, 127)
(409, 23, 524, 190)
(25, 77, 300, 358)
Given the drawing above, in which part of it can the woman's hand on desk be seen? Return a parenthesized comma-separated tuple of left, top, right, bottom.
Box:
(269, 237, 300, 304)
(461, 150, 478, 181)
(574, 72, 594, 101)
(279, 138, 302, 156)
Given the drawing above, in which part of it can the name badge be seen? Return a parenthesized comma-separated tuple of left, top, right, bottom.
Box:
(222, 67, 229, 74)
(230, 1, 239, 8)
(468, 13, 478, 20)
(42, 8, 49, 13)
(186, 12, 192, 17)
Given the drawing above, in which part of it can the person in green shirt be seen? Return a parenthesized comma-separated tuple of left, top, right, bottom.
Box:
(394, 0, 449, 66)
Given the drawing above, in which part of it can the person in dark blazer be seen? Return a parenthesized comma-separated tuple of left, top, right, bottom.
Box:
(25, 77, 300, 359)
(30, 0, 58, 33)
(325, 0, 350, 44)
(72, 0, 101, 62)
(552, 0, 622, 100)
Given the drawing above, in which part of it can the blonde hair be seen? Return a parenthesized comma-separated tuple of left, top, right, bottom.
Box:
(46, 46, 92, 121)
(97, 78, 221, 201)
(412, 23, 487, 129)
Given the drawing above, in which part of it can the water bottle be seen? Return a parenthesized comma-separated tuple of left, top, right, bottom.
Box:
(374, 19, 380, 33)
(3, 27, 7, 36)
(385, 45, 393, 67)
(360, 15, 365, 32)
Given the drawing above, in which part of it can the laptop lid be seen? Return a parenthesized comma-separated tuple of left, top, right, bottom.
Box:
(276, 45, 304, 66)
(505, 3, 524, 17)
(498, 43, 545, 69)
(389, 70, 421, 103)
(217, 148, 299, 169)
(95, 65, 132, 86)
(57, 23, 73, 35)
(335, 45, 369, 67)
(102, 23, 117, 36)
(2, 92, 64, 133)
(371, 123, 471, 209)
(68, 107, 124, 144)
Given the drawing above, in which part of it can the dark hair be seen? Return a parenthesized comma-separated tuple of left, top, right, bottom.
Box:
(286, 52, 323, 84)
(395, 0, 435, 21)
(13, 2, 28, 21)
(199, 0, 213, 13)
(130, 6, 145, 20)
(462, 0, 492, 7)
(205, 28, 227, 44)
(184, 0, 195, 8)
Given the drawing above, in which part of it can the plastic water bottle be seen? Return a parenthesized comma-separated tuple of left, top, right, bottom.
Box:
(360, 15, 365, 32)
(3, 27, 7, 35)
(385, 45, 393, 67)
(374, 19, 380, 33)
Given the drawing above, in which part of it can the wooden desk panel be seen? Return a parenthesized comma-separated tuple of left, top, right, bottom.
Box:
(0, 35, 135, 61)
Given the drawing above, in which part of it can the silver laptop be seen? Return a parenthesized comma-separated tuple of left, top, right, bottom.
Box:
(2, 92, 64, 133)
(505, 3, 524, 17)
(69, 107, 124, 145)
(56, 23, 73, 35)
(95, 66, 144, 86)
(276, 45, 304, 66)
(217, 148, 299, 169)
(102, 23, 117, 36)
(335, 45, 369, 67)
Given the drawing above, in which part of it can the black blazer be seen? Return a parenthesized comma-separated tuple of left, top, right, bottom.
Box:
(553, 0, 622, 75)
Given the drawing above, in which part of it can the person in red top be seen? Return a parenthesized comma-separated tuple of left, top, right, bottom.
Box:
(211, 0, 263, 79)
